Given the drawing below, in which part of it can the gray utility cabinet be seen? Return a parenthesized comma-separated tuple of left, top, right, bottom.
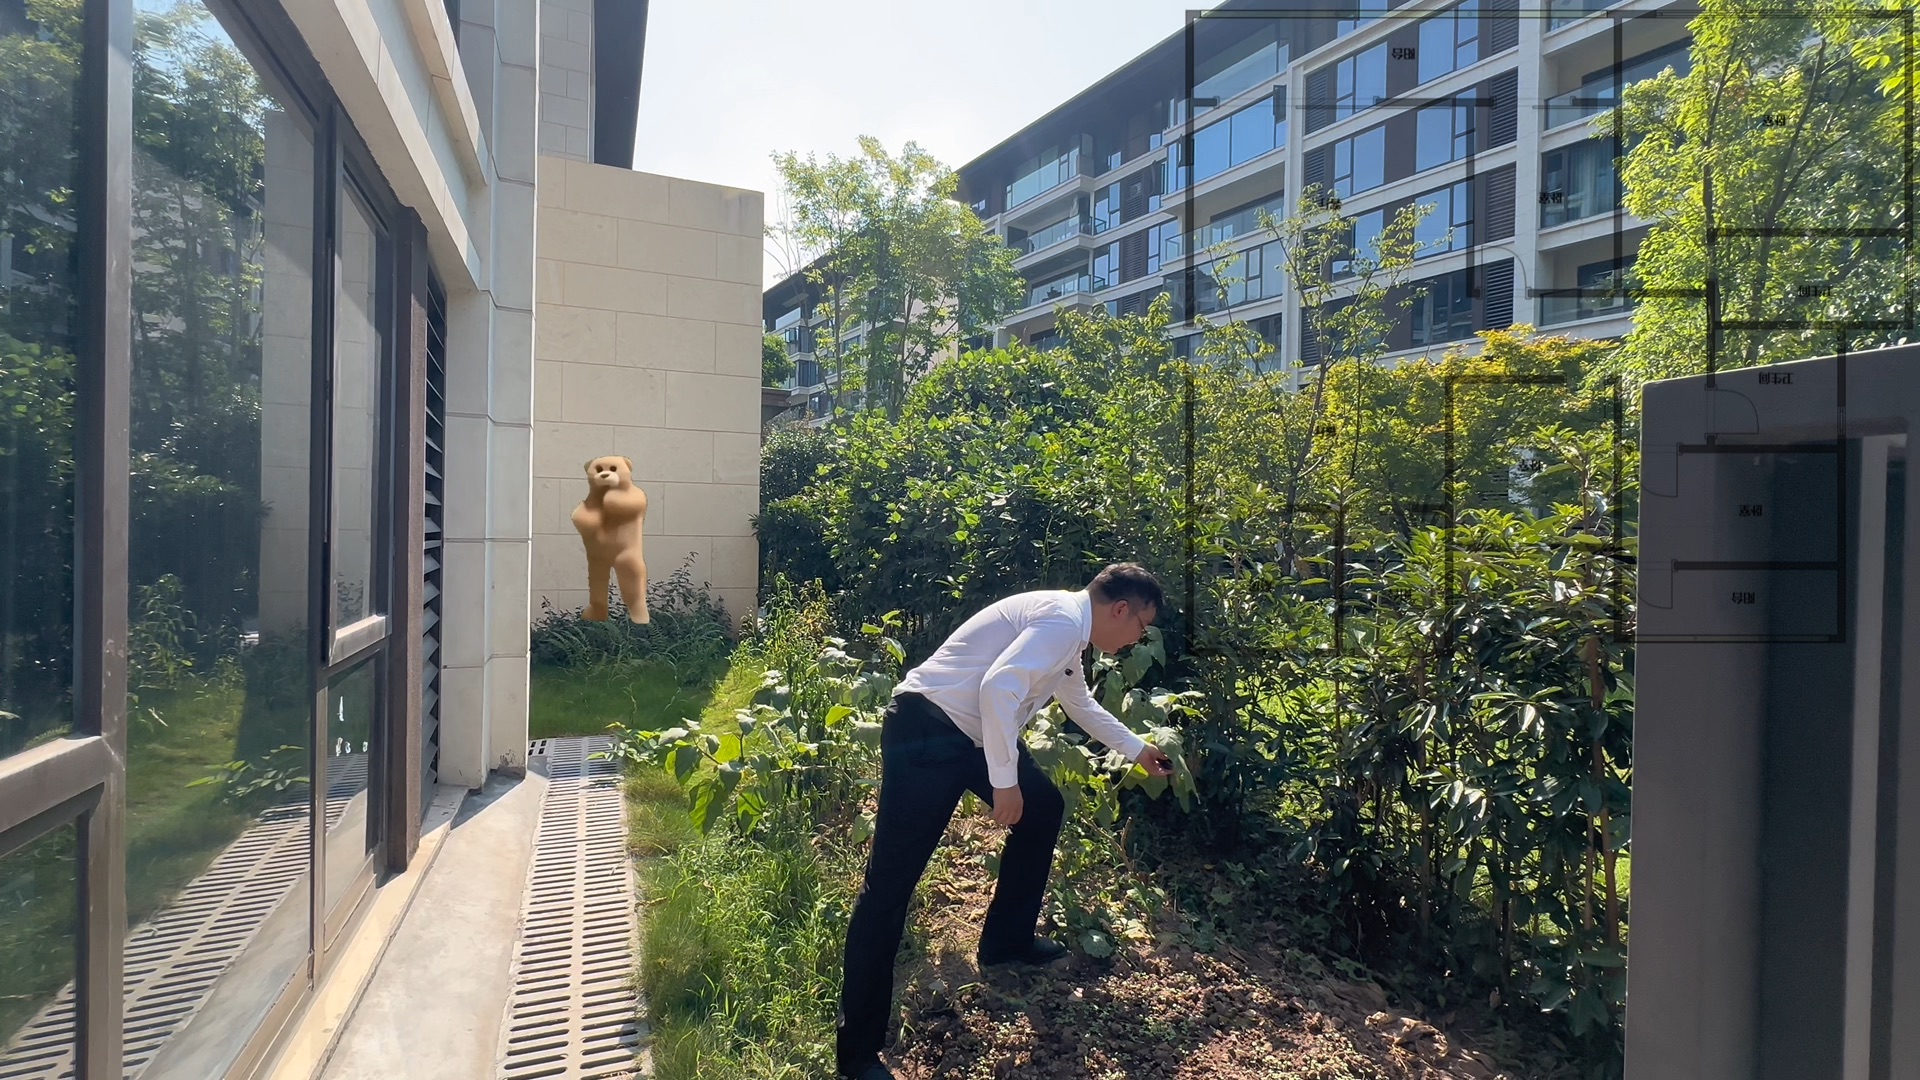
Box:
(1628, 344, 1919, 1080)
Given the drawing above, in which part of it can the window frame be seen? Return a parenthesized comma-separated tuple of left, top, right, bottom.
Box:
(0, 1, 437, 1074)
(1334, 42, 1389, 121)
(1417, 0, 1482, 85)
(1415, 97, 1474, 174)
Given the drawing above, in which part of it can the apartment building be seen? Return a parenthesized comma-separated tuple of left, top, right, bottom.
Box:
(763, 0, 1692, 400)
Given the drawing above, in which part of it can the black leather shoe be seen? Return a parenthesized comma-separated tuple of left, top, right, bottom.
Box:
(978, 937, 1069, 967)
(840, 1063, 895, 1080)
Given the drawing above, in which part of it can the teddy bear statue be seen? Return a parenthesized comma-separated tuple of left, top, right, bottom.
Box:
(571, 455, 649, 623)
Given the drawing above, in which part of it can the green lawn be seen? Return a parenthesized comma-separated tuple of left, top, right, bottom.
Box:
(529, 659, 727, 740)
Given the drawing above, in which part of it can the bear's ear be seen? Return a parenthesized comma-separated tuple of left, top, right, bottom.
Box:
(620, 456, 635, 473)
(582, 459, 595, 474)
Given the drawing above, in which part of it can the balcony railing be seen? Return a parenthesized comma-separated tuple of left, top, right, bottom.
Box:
(1022, 273, 1107, 311)
(1163, 193, 1286, 264)
(1021, 216, 1097, 256)
(1538, 287, 1635, 325)
(1542, 46, 1693, 128)
(1006, 148, 1096, 212)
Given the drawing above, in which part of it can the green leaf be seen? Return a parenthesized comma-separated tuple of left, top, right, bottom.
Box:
(1080, 929, 1116, 958)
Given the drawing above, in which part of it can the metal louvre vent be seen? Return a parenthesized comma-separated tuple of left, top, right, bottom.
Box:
(497, 737, 643, 1079)
(422, 272, 448, 812)
(0, 761, 367, 1079)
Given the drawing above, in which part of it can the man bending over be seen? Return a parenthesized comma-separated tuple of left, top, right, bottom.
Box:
(834, 562, 1177, 1080)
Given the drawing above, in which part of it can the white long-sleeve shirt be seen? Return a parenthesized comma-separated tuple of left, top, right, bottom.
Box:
(893, 588, 1148, 789)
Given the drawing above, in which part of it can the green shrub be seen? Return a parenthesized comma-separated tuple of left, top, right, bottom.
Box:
(723, 296, 1638, 1072)
(753, 495, 841, 591)
(607, 578, 891, 837)
(759, 423, 839, 503)
(530, 553, 735, 672)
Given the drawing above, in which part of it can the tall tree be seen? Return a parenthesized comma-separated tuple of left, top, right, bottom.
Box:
(1598, 1, 1915, 394)
(1260, 183, 1432, 564)
(768, 137, 1021, 422)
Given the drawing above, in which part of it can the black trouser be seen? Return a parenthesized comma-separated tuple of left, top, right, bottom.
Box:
(834, 692, 1066, 1076)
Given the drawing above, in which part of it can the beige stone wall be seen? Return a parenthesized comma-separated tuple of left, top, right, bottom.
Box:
(538, 0, 594, 160)
(532, 156, 763, 625)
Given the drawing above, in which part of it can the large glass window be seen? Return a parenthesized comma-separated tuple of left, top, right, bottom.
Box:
(1332, 126, 1387, 198)
(1193, 118, 1231, 182)
(0, 0, 83, 763)
(122, 5, 317, 1075)
(1092, 240, 1117, 286)
(1189, 94, 1284, 188)
(1418, 0, 1482, 85)
(1, 0, 417, 1073)
(1412, 269, 1477, 345)
(0, 826, 79, 1061)
(1194, 24, 1285, 110)
(1415, 181, 1474, 256)
(1416, 99, 1474, 173)
(332, 184, 387, 649)
(1334, 43, 1388, 121)
(1093, 182, 1121, 232)
(1540, 138, 1621, 227)
(1229, 97, 1277, 167)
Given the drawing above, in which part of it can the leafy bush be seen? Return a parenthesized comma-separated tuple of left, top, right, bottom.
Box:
(607, 579, 891, 837)
(732, 293, 1638, 1071)
(752, 494, 841, 591)
(759, 423, 839, 503)
(530, 553, 736, 673)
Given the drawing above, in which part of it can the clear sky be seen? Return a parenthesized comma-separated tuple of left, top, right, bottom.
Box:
(631, 0, 1209, 288)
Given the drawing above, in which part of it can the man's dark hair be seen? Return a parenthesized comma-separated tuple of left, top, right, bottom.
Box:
(1088, 562, 1164, 612)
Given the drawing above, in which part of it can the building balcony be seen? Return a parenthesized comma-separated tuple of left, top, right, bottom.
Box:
(1538, 287, 1636, 326)
(1542, 41, 1693, 130)
(1004, 147, 1099, 219)
(1010, 273, 1108, 320)
(1016, 216, 1101, 264)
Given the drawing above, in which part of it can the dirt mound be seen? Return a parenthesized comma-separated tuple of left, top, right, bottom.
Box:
(881, 817, 1518, 1080)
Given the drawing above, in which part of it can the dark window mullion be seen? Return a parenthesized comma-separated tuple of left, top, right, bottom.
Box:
(72, 0, 134, 1070)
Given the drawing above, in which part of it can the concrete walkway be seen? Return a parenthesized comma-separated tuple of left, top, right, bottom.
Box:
(316, 768, 547, 1080)
(312, 736, 644, 1080)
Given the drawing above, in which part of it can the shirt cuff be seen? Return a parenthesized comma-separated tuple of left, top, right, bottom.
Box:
(987, 761, 1020, 790)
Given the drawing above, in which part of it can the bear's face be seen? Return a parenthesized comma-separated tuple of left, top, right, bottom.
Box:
(584, 456, 634, 490)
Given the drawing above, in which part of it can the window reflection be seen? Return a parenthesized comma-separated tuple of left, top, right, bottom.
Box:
(332, 187, 384, 637)
(0, 0, 83, 762)
(1333, 126, 1386, 198)
(323, 658, 377, 916)
(1418, 0, 1481, 85)
(0, 826, 79, 1066)
(1416, 100, 1473, 173)
(121, 4, 315, 1077)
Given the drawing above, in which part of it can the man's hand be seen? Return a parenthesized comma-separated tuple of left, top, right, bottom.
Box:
(1136, 743, 1174, 778)
(989, 784, 1024, 826)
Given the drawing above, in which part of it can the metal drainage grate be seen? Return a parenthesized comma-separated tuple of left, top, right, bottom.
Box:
(497, 736, 644, 1079)
(0, 759, 368, 1079)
